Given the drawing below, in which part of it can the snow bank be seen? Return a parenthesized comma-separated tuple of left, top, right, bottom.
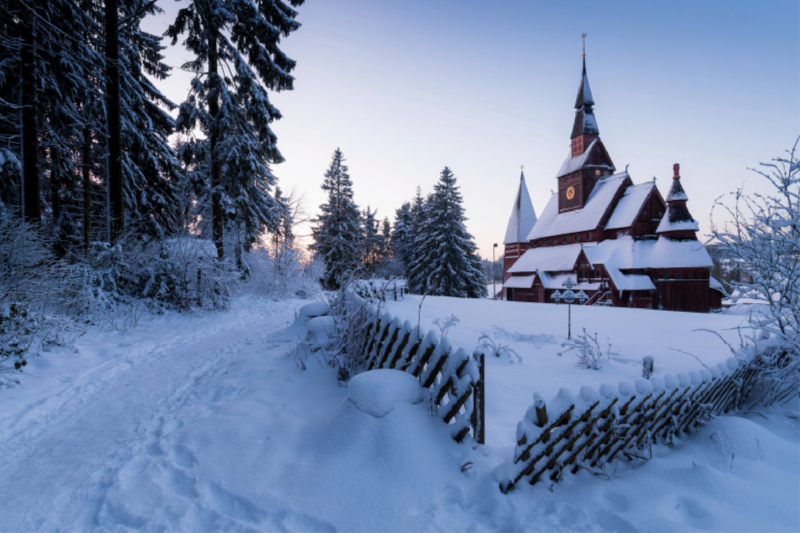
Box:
(347, 369, 423, 417)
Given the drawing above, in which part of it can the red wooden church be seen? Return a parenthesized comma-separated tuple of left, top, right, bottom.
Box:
(502, 57, 725, 312)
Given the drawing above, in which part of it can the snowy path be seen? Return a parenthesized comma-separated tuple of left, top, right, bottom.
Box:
(0, 299, 333, 531)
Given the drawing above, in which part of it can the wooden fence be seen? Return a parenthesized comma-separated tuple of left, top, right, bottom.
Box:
(499, 355, 760, 493)
(356, 305, 485, 444)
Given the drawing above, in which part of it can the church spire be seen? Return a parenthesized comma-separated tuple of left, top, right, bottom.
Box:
(503, 170, 537, 244)
(571, 48, 599, 141)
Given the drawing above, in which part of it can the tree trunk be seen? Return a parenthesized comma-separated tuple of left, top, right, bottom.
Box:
(208, 29, 223, 260)
(105, 0, 123, 241)
(20, 0, 39, 222)
(83, 125, 92, 253)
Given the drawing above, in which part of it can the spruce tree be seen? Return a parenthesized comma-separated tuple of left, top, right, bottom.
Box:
(361, 206, 382, 277)
(416, 167, 487, 298)
(406, 188, 430, 293)
(167, 0, 304, 260)
(311, 149, 362, 289)
(391, 202, 412, 276)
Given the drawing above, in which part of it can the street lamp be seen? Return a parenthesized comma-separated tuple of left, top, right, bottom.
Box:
(551, 277, 588, 339)
(493, 243, 498, 299)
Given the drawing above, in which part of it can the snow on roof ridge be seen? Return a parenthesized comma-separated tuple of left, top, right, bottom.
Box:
(605, 180, 656, 231)
(527, 173, 628, 241)
(556, 138, 600, 178)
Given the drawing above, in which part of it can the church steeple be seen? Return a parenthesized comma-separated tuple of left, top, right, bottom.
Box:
(570, 36, 599, 157)
(504, 170, 537, 244)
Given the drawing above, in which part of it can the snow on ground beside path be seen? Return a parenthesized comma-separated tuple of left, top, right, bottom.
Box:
(383, 296, 750, 448)
(0, 295, 797, 532)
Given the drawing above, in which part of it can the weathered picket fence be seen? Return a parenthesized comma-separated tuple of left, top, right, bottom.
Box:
(499, 355, 760, 493)
(357, 304, 485, 444)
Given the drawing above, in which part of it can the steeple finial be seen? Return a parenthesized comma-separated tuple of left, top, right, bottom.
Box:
(582, 33, 587, 58)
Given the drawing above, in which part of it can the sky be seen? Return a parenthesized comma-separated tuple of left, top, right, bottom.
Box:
(143, 0, 799, 258)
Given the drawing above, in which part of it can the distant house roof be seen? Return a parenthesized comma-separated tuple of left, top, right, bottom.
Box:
(605, 181, 658, 231)
(527, 172, 629, 241)
(503, 172, 538, 244)
(503, 275, 536, 289)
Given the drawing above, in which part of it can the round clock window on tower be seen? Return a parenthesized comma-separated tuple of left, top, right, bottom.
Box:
(566, 186, 575, 200)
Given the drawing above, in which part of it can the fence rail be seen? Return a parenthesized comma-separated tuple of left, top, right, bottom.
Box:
(498, 355, 769, 492)
(354, 301, 485, 444)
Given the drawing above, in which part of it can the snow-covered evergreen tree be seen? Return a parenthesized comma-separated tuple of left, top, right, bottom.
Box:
(167, 0, 304, 261)
(311, 149, 362, 289)
(391, 202, 413, 276)
(361, 206, 383, 277)
(413, 167, 487, 298)
(405, 188, 430, 293)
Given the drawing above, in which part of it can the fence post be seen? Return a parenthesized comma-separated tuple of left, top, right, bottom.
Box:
(475, 351, 485, 444)
(643, 356, 654, 379)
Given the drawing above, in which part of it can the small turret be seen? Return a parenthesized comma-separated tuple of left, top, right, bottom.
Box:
(656, 163, 699, 239)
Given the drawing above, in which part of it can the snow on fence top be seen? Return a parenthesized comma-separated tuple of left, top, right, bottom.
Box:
(496, 348, 789, 491)
(349, 290, 484, 444)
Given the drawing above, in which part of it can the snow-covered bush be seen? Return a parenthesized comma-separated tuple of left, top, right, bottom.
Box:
(241, 247, 321, 300)
(433, 314, 459, 337)
(711, 139, 799, 405)
(0, 212, 95, 372)
(558, 329, 611, 370)
(476, 332, 521, 363)
(89, 235, 236, 311)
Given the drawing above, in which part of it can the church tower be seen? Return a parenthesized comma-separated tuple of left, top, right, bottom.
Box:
(557, 39, 615, 213)
(502, 170, 537, 285)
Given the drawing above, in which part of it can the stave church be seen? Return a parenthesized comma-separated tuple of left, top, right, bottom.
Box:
(501, 55, 725, 313)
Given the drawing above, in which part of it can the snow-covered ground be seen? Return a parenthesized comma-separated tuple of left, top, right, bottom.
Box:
(382, 295, 753, 447)
(0, 296, 797, 531)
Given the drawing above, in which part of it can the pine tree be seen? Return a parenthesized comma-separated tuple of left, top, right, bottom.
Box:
(415, 167, 487, 298)
(311, 149, 362, 289)
(167, 0, 304, 261)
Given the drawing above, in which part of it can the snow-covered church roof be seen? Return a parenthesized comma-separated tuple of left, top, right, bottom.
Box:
(605, 181, 659, 231)
(509, 235, 713, 277)
(527, 172, 629, 241)
(503, 172, 538, 244)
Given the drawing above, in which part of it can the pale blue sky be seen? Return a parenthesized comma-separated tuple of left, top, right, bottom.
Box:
(145, 0, 799, 257)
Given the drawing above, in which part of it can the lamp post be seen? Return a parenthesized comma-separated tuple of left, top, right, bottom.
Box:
(551, 277, 588, 339)
(493, 243, 498, 299)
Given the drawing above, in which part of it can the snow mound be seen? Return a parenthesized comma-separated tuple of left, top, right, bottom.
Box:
(296, 302, 329, 325)
(348, 369, 423, 417)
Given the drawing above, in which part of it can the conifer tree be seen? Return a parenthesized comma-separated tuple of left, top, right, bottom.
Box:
(391, 201, 412, 276)
(361, 206, 382, 277)
(311, 149, 362, 289)
(167, 0, 304, 260)
(406, 188, 430, 293)
(414, 167, 487, 298)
